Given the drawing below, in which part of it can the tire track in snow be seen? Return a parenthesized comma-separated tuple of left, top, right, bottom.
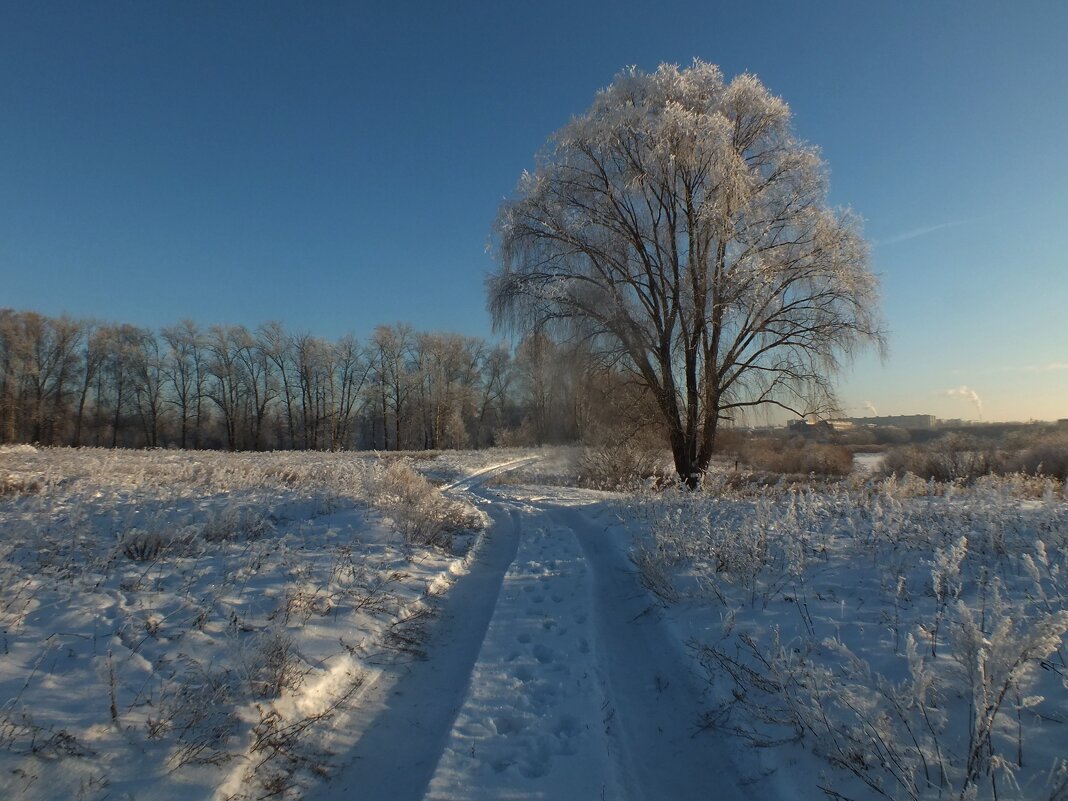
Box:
(422, 509, 620, 800)
(550, 502, 748, 801)
(307, 499, 524, 801)
(312, 475, 747, 801)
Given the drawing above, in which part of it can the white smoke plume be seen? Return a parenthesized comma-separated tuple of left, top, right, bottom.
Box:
(944, 385, 983, 419)
(863, 401, 878, 416)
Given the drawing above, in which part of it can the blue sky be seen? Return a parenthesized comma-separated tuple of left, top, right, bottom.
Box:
(2, 1, 1065, 421)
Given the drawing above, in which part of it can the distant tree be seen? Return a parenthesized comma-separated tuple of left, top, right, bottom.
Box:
(327, 334, 371, 450)
(413, 332, 482, 450)
(0, 309, 534, 454)
(293, 333, 329, 449)
(370, 324, 414, 450)
(234, 327, 276, 450)
(130, 327, 167, 447)
(511, 332, 582, 444)
(0, 312, 80, 445)
(474, 345, 513, 447)
(258, 322, 298, 448)
(205, 326, 244, 450)
(490, 61, 884, 484)
(0, 310, 19, 442)
(72, 322, 109, 447)
(161, 320, 206, 449)
(101, 324, 145, 447)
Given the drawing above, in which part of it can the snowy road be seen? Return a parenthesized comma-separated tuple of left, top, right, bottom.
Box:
(312, 472, 746, 801)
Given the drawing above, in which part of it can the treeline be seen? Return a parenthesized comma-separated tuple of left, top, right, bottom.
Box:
(0, 309, 654, 451)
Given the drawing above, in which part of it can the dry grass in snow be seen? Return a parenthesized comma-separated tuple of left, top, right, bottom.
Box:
(0, 446, 484, 801)
(623, 472, 1068, 800)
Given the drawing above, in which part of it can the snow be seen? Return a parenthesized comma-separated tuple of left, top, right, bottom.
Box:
(422, 499, 616, 800)
(0, 449, 498, 800)
(617, 474, 1068, 800)
(2, 448, 1065, 800)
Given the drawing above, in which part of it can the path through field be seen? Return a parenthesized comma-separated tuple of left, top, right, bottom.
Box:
(311, 468, 746, 801)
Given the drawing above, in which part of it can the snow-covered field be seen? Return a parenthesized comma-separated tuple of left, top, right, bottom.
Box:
(624, 473, 1068, 800)
(2, 446, 1066, 800)
(0, 446, 504, 800)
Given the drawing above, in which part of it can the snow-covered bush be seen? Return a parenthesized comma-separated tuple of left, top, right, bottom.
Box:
(367, 457, 483, 548)
(739, 438, 855, 477)
(629, 474, 1068, 799)
(1011, 431, 1068, 481)
(577, 443, 673, 490)
(883, 431, 1068, 484)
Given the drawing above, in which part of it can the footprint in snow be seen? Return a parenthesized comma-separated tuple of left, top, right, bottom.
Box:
(491, 754, 517, 774)
(532, 643, 554, 664)
(493, 714, 526, 735)
(518, 739, 552, 778)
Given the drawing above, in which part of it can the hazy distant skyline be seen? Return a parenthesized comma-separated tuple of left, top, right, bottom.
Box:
(2, 2, 1065, 421)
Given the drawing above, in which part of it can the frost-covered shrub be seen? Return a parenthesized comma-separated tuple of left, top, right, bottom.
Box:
(1010, 432, 1068, 481)
(577, 443, 672, 490)
(739, 439, 854, 477)
(701, 603, 1068, 801)
(244, 630, 305, 698)
(121, 529, 165, 562)
(149, 658, 240, 768)
(368, 458, 482, 548)
(883, 435, 1002, 482)
(0, 473, 46, 498)
(882, 432, 1068, 485)
(633, 474, 1068, 799)
(200, 505, 273, 542)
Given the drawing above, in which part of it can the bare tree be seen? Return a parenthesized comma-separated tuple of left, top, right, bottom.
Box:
(489, 61, 883, 484)
(0, 310, 531, 452)
(130, 328, 167, 447)
(474, 344, 513, 448)
(234, 327, 276, 450)
(0, 312, 81, 445)
(161, 320, 206, 449)
(101, 324, 145, 447)
(327, 334, 370, 450)
(413, 333, 482, 450)
(512, 332, 566, 445)
(205, 326, 243, 450)
(0, 310, 19, 442)
(258, 322, 298, 449)
(370, 324, 414, 450)
(72, 321, 108, 446)
(293, 333, 328, 449)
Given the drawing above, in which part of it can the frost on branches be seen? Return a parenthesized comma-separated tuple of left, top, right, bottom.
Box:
(490, 61, 884, 484)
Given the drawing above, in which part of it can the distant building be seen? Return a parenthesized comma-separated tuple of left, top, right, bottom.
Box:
(788, 418, 855, 435)
(845, 414, 936, 430)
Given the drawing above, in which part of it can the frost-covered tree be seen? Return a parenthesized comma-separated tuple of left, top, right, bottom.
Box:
(370, 324, 415, 450)
(162, 320, 206, 449)
(489, 61, 884, 484)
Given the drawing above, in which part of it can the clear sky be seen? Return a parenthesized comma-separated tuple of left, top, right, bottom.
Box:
(2, 1, 1065, 422)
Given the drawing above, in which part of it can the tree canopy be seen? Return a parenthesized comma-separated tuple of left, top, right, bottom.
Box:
(489, 60, 884, 484)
